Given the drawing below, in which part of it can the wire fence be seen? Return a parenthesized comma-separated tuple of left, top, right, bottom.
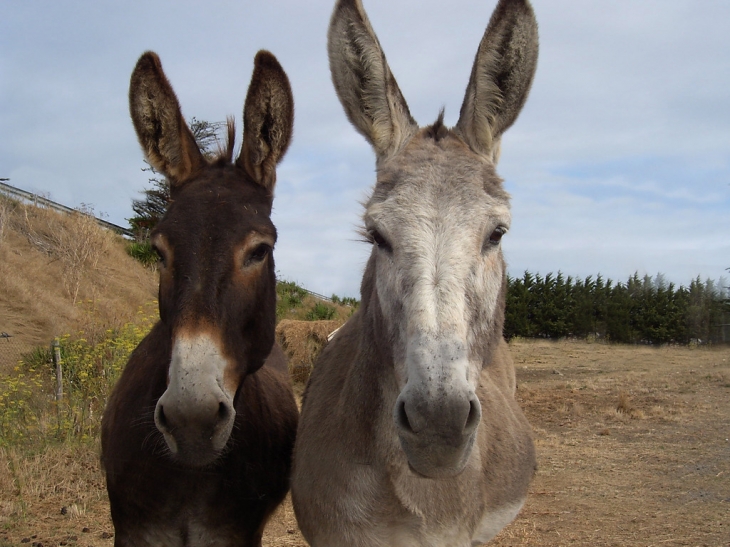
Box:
(0, 332, 30, 369)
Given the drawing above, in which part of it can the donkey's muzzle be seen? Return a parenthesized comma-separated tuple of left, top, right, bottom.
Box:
(394, 384, 481, 478)
(155, 387, 235, 467)
(154, 333, 237, 467)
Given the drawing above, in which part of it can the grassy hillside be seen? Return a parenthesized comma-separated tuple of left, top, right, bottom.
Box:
(0, 196, 158, 373)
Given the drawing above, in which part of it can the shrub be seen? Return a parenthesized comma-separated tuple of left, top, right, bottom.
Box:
(126, 240, 159, 268)
(277, 280, 308, 319)
(0, 305, 157, 447)
(305, 302, 336, 321)
(332, 294, 360, 309)
(340, 296, 360, 309)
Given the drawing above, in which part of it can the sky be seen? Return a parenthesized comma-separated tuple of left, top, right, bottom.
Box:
(1, 0, 728, 298)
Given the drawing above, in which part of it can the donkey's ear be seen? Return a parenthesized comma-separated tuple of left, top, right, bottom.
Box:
(455, 0, 538, 160)
(237, 51, 294, 192)
(328, 0, 417, 160)
(129, 52, 205, 187)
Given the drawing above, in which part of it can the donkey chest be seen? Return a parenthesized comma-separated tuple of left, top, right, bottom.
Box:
(111, 459, 266, 544)
(119, 479, 256, 546)
(382, 504, 525, 547)
(376, 486, 525, 547)
(135, 519, 242, 547)
(380, 449, 526, 546)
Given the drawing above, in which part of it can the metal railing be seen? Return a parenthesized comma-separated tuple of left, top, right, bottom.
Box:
(0, 180, 134, 238)
(301, 288, 333, 303)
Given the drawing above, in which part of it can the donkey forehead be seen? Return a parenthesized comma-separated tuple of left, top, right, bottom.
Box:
(158, 176, 276, 243)
(367, 134, 511, 228)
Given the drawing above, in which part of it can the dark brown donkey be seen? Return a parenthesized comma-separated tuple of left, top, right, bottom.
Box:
(101, 50, 298, 547)
(292, 0, 539, 545)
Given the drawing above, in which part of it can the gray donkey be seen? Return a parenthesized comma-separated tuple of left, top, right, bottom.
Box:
(292, 0, 539, 545)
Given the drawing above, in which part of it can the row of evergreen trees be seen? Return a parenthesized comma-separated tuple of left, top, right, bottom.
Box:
(504, 272, 730, 345)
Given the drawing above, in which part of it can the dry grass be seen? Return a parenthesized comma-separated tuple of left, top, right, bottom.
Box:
(0, 198, 157, 372)
(0, 443, 113, 546)
(0, 198, 11, 243)
(1, 339, 728, 546)
(1, 201, 727, 545)
(491, 339, 730, 547)
(16, 204, 112, 304)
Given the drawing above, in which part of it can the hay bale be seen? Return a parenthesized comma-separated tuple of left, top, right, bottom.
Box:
(276, 320, 342, 384)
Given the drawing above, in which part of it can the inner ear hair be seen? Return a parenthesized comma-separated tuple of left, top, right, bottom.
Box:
(129, 51, 206, 186)
(237, 51, 294, 191)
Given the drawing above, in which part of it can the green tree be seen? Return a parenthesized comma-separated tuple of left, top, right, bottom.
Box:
(504, 271, 535, 339)
(568, 275, 595, 338)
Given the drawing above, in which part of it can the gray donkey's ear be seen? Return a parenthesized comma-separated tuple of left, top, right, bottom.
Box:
(328, 0, 418, 160)
(237, 50, 294, 192)
(129, 52, 206, 187)
(455, 0, 539, 160)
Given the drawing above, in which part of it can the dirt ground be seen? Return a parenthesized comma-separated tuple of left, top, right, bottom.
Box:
(1, 339, 728, 547)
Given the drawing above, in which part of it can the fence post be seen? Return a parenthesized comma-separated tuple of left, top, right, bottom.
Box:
(52, 339, 62, 401)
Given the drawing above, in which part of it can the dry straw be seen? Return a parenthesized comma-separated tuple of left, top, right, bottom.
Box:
(276, 319, 343, 383)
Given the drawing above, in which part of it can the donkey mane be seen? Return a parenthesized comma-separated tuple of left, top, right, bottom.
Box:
(209, 117, 237, 166)
(423, 109, 449, 142)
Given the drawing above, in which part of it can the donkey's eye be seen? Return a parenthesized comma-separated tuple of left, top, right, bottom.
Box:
(484, 226, 507, 250)
(152, 245, 167, 268)
(244, 244, 271, 267)
(368, 229, 392, 252)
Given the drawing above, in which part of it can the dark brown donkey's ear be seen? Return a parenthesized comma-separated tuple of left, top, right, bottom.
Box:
(129, 51, 206, 188)
(237, 50, 294, 192)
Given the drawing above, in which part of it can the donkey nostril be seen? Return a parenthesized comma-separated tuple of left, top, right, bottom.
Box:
(156, 404, 169, 432)
(395, 399, 413, 433)
(217, 402, 230, 422)
(464, 398, 481, 434)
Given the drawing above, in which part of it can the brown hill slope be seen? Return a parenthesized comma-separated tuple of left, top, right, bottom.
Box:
(0, 196, 157, 371)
